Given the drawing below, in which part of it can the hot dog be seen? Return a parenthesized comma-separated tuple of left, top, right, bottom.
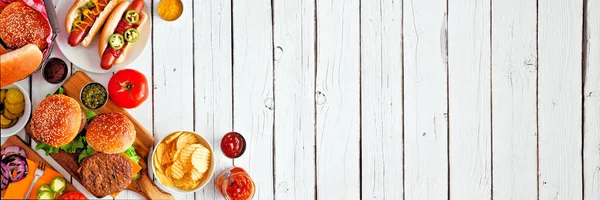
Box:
(98, 0, 147, 70)
(65, 0, 124, 47)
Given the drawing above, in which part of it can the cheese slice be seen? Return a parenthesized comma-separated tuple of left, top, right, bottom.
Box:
(3, 159, 65, 199)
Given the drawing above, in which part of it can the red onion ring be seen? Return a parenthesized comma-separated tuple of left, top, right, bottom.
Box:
(1, 162, 8, 190)
(2, 154, 28, 182)
(1, 146, 26, 160)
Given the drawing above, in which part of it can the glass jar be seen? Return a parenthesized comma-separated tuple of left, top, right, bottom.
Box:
(216, 167, 255, 200)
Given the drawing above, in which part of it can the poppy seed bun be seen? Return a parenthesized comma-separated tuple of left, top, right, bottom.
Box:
(86, 112, 136, 154)
(29, 95, 83, 147)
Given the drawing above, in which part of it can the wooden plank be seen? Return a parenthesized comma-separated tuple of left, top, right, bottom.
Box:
(315, 0, 360, 199)
(538, 0, 583, 199)
(402, 0, 447, 198)
(232, 0, 274, 199)
(584, 0, 600, 199)
(152, 0, 195, 199)
(193, 0, 233, 199)
(272, 0, 315, 199)
(490, 0, 538, 199)
(361, 0, 403, 199)
(447, 0, 491, 199)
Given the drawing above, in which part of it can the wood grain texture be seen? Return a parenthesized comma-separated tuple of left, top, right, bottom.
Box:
(193, 0, 233, 199)
(361, 0, 403, 199)
(152, 0, 195, 199)
(316, 0, 360, 199)
(448, 0, 492, 199)
(232, 0, 275, 199)
(402, 0, 448, 199)
(538, 0, 583, 199)
(272, 0, 316, 199)
(491, 0, 538, 199)
(584, 0, 600, 199)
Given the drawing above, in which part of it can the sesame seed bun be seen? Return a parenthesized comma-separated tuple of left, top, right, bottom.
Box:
(86, 112, 136, 154)
(0, 2, 51, 50)
(28, 95, 84, 147)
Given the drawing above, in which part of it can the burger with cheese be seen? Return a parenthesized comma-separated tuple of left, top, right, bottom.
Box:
(27, 94, 142, 198)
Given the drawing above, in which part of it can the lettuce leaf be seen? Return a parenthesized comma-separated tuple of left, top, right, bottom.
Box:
(78, 145, 95, 163)
(124, 146, 140, 163)
(84, 110, 96, 121)
(35, 142, 59, 156)
(60, 136, 85, 153)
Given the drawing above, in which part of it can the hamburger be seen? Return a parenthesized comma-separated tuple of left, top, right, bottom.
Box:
(27, 95, 142, 197)
(0, 1, 50, 87)
(78, 112, 141, 198)
(27, 95, 86, 147)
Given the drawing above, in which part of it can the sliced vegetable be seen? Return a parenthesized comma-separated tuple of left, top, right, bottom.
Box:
(36, 190, 54, 200)
(1, 145, 26, 160)
(84, 110, 96, 121)
(123, 28, 139, 43)
(124, 146, 140, 163)
(78, 145, 95, 163)
(35, 142, 60, 156)
(37, 183, 52, 194)
(109, 34, 125, 50)
(2, 154, 28, 182)
(1, 162, 9, 190)
(60, 191, 87, 200)
(125, 10, 139, 24)
(59, 136, 85, 154)
(50, 176, 67, 193)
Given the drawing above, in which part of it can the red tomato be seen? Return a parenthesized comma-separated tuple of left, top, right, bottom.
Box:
(108, 69, 149, 109)
(221, 132, 246, 158)
(60, 192, 87, 200)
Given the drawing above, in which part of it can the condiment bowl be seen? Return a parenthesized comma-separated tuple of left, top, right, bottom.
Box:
(0, 83, 32, 138)
(79, 82, 108, 110)
(150, 131, 215, 194)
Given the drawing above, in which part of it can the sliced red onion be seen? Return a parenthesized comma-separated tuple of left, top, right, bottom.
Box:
(1, 146, 26, 160)
(2, 155, 28, 182)
(1, 162, 9, 190)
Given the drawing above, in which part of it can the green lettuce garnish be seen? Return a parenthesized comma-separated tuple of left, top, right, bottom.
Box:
(78, 145, 95, 163)
(35, 142, 59, 156)
(84, 110, 96, 121)
(60, 136, 85, 153)
(124, 146, 140, 163)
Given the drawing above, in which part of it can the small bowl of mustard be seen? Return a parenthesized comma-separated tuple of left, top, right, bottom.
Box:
(80, 82, 108, 110)
(158, 0, 183, 21)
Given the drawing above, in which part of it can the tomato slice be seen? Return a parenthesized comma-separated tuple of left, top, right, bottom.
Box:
(59, 191, 87, 200)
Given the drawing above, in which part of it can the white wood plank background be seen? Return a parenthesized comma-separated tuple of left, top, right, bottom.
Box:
(1, 0, 599, 199)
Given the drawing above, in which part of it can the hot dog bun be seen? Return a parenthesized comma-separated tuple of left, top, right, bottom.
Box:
(0, 44, 42, 87)
(65, 0, 124, 47)
(98, 1, 148, 64)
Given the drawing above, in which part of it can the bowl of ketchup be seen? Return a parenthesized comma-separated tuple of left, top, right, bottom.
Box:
(221, 132, 246, 159)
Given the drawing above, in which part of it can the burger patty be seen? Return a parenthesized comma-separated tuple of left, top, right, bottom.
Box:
(79, 153, 133, 197)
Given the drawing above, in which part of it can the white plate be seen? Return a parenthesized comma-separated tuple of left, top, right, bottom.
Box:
(0, 84, 31, 138)
(55, 0, 151, 73)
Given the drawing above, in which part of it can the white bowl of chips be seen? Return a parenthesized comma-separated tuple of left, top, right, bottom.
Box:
(150, 131, 215, 194)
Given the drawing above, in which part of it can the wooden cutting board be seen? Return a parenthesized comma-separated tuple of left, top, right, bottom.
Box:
(1, 136, 79, 198)
(27, 71, 173, 199)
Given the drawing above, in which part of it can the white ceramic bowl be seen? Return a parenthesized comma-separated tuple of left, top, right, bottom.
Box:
(150, 131, 215, 194)
(0, 83, 31, 137)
